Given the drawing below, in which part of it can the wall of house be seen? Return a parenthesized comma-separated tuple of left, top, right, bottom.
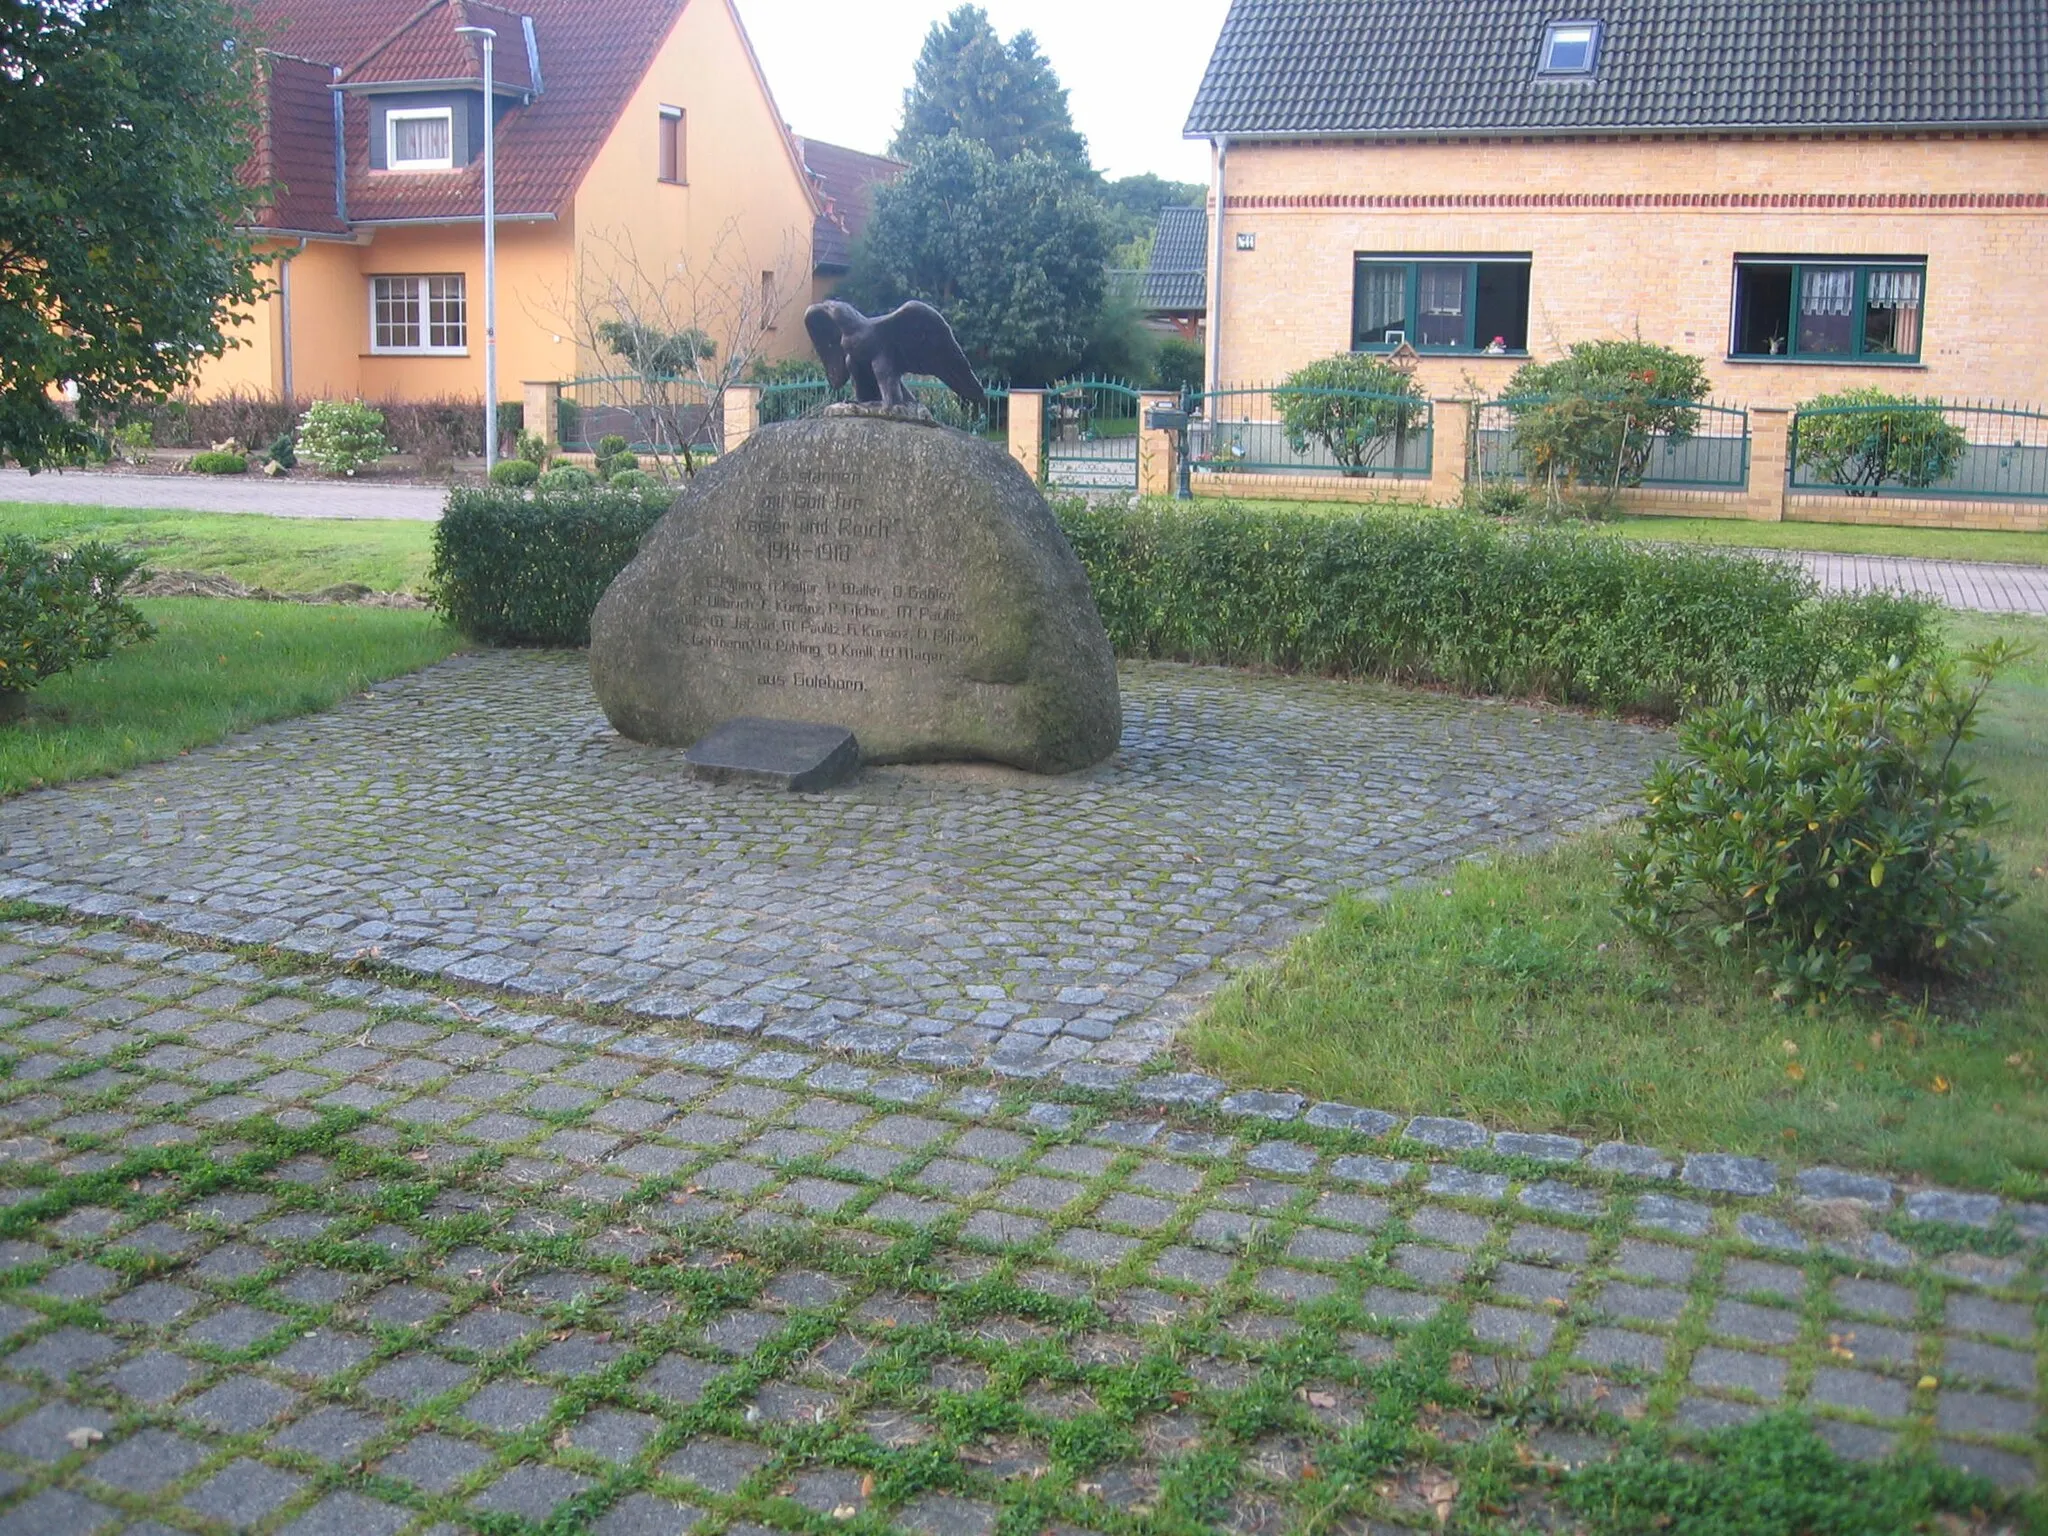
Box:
(567, 0, 819, 379)
(1207, 133, 2048, 406)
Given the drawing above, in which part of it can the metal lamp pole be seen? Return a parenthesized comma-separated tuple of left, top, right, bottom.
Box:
(455, 24, 498, 470)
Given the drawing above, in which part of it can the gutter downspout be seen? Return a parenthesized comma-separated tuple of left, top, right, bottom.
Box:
(1206, 135, 1227, 393)
(330, 68, 346, 224)
(278, 238, 308, 402)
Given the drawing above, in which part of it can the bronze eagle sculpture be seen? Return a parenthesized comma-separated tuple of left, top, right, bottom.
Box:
(802, 299, 986, 412)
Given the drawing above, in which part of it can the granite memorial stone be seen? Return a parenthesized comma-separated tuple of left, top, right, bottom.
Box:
(588, 411, 1120, 774)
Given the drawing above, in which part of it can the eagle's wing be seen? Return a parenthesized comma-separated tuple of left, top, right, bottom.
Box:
(803, 304, 851, 392)
(877, 301, 986, 409)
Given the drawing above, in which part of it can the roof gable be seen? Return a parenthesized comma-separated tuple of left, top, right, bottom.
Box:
(339, 0, 536, 93)
(1186, 0, 2048, 138)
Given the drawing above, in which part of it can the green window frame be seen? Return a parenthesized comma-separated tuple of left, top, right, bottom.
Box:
(1730, 258, 1926, 363)
(1352, 255, 1531, 355)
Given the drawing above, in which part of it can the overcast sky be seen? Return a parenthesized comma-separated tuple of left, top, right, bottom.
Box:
(739, 0, 1234, 184)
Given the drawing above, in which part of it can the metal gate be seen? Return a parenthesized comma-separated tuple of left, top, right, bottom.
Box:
(1044, 377, 1140, 490)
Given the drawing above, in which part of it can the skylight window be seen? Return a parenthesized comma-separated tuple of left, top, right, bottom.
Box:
(1540, 21, 1601, 74)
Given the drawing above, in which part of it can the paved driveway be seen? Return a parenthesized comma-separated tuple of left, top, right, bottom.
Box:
(1769, 550, 2048, 618)
(0, 468, 446, 521)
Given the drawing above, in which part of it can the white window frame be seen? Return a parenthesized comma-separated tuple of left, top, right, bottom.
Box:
(386, 106, 455, 171)
(369, 274, 468, 355)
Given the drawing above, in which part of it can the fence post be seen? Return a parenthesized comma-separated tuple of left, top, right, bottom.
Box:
(1008, 389, 1045, 484)
(1137, 391, 1177, 499)
(522, 380, 561, 452)
(1427, 398, 1473, 506)
(722, 385, 759, 457)
(1747, 407, 1790, 521)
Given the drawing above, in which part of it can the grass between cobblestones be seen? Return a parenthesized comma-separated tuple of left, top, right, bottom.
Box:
(1192, 614, 2048, 1197)
(0, 502, 437, 593)
(0, 922, 2034, 1533)
(0, 600, 462, 797)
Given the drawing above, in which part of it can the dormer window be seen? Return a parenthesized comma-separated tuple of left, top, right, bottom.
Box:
(1539, 21, 1601, 75)
(387, 107, 454, 170)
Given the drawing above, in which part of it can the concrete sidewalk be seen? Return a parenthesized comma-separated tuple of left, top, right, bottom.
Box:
(0, 467, 445, 521)
(1765, 549, 2048, 618)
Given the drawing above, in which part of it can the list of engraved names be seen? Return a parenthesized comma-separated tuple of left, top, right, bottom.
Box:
(685, 474, 970, 695)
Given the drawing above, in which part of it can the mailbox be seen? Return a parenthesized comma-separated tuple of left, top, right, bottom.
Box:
(1144, 407, 1188, 433)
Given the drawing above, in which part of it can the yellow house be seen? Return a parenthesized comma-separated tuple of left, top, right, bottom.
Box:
(204, 0, 891, 427)
(1185, 0, 2048, 408)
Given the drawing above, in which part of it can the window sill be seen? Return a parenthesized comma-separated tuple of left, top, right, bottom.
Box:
(657, 177, 688, 186)
(1357, 347, 1530, 359)
(364, 350, 470, 359)
(1726, 355, 1925, 368)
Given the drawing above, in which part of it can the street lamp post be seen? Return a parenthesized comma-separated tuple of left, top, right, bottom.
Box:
(455, 24, 498, 471)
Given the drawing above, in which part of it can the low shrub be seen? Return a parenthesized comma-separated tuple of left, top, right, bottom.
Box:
(1618, 645, 2020, 1003)
(260, 433, 296, 470)
(430, 482, 673, 645)
(1466, 476, 1535, 519)
(1503, 339, 1713, 495)
(1152, 336, 1204, 395)
(297, 400, 388, 475)
(1056, 501, 1939, 717)
(594, 434, 630, 461)
(187, 450, 247, 475)
(607, 468, 657, 491)
(1793, 388, 1968, 495)
(0, 537, 154, 710)
(1274, 354, 1427, 473)
(537, 464, 596, 490)
(488, 458, 540, 488)
(515, 429, 552, 470)
(604, 451, 641, 479)
(130, 391, 497, 458)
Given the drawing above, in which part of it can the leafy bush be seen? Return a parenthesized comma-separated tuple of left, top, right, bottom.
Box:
(594, 434, 630, 461)
(110, 420, 153, 465)
(538, 464, 596, 489)
(749, 358, 832, 423)
(488, 458, 540, 488)
(0, 537, 154, 708)
(296, 400, 387, 475)
(1466, 476, 1535, 519)
(1152, 336, 1204, 395)
(1618, 645, 2019, 1003)
(607, 469, 657, 491)
(1056, 500, 1938, 718)
(1793, 388, 1969, 495)
(604, 451, 641, 479)
(514, 429, 552, 471)
(430, 482, 673, 645)
(1503, 339, 1712, 493)
(187, 450, 246, 474)
(1274, 354, 1427, 473)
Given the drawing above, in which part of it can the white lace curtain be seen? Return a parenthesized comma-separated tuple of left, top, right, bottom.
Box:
(1800, 267, 1856, 316)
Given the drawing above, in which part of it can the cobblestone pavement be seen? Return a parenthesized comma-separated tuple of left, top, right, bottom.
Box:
(0, 920, 2036, 1536)
(1760, 549, 2048, 617)
(0, 653, 1663, 1076)
(0, 469, 446, 522)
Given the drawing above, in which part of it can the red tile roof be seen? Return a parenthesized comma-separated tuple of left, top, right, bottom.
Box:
(246, 52, 349, 235)
(797, 138, 903, 272)
(340, 0, 535, 93)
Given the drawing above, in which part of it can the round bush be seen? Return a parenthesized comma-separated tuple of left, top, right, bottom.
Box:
(489, 458, 540, 488)
(606, 468, 656, 490)
(188, 450, 247, 475)
(296, 399, 388, 476)
(538, 465, 596, 489)
(594, 434, 630, 461)
(604, 450, 641, 478)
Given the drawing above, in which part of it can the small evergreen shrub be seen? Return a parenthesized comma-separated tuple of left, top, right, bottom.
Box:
(1274, 354, 1427, 473)
(537, 464, 596, 490)
(604, 451, 641, 479)
(488, 458, 540, 488)
(607, 468, 656, 490)
(296, 400, 388, 475)
(514, 429, 552, 470)
(260, 433, 296, 470)
(1618, 644, 2021, 1003)
(1152, 336, 1204, 395)
(1467, 476, 1535, 519)
(430, 482, 673, 645)
(1793, 388, 1969, 495)
(594, 434, 630, 461)
(187, 450, 247, 474)
(0, 537, 154, 710)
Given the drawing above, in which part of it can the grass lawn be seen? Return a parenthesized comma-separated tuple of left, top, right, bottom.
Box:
(1190, 611, 2048, 1195)
(0, 599, 463, 797)
(1611, 514, 2048, 566)
(0, 502, 437, 593)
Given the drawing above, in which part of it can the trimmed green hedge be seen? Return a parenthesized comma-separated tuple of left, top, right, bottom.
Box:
(430, 483, 672, 646)
(1056, 501, 1936, 717)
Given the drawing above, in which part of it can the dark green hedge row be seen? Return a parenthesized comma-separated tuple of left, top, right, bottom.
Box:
(430, 483, 671, 646)
(1054, 500, 1937, 717)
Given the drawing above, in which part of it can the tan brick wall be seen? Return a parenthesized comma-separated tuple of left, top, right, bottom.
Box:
(1209, 133, 2048, 408)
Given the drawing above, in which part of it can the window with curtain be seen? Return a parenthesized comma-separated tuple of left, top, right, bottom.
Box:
(1353, 263, 1407, 346)
(1732, 258, 1925, 362)
(1352, 256, 1530, 352)
(387, 109, 454, 170)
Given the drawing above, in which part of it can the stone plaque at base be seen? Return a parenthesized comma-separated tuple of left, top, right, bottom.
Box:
(682, 717, 861, 792)
(589, 413, 1120, 774)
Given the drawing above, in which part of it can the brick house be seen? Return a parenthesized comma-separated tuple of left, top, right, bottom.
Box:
(1184, 0, 2048, 407)
(202, 0, 877, 409)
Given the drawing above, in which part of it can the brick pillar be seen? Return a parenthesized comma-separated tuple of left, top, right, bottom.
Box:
(1747, 407, 1790, 522)
(522, 380, 561, 451)
(1008, 389, 1045, 484)
(1137, 392, 1177, 499)
(1426, 398, 1474, 507)
(723, 385, 759, 456)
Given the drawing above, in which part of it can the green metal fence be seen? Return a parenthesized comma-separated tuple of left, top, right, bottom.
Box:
(1478, 395, 1750, 490)
(1184, 385, 1433, 479)
(558, 375, 721, 456)
(1043, 378, 1141, 490)
(1788, 399, 2048, 500)
(753, 378, 1009, 438)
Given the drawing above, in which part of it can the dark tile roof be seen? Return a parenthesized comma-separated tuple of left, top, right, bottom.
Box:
(797, 138, 904, 272)
(246, 52, 348, 235)
(1128, 206, 1206, 313)
(1186, 0, 2048, 137)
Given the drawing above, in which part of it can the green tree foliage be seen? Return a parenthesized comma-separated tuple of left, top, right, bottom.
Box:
(1151, 338, 1204, 395)
(1793, 387, 1969, 495)
(845, 136, 1109, 384)
(1274, 354, 1427, 472)
(890, 5, 1088, 169)
(1504, 339, 1712, 492)
(596, 320, 714, 378)
(1619, 644, 2022, 1003)
(1100, 172, 1205, 250)
(1, 0, 267, 469)
(0, 537, 153, 705)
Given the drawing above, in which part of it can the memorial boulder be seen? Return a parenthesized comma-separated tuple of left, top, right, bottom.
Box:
(588, 410, 1121, 774)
